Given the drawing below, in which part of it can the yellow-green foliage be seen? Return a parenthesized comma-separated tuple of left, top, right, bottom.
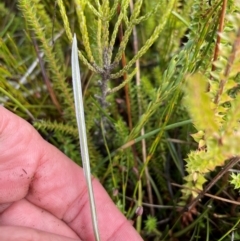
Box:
(182, 0, 240, 203)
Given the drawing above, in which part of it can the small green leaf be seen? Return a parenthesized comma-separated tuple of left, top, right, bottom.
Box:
(230, 173, 240, 189)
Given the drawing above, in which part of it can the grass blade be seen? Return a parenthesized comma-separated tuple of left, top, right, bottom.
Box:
(71, 34, 100, 241)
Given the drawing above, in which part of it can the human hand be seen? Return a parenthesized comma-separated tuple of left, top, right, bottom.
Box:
(0, 107, 143, 241)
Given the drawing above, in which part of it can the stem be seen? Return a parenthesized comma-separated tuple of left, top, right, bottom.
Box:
(184, 156, 240, 212)
(117, 3, 133, 130)
(31, 34, 62, 114)
(214, 27, 240, 104)
(211, 0, 227, 73)
(130, 0, 154, 217)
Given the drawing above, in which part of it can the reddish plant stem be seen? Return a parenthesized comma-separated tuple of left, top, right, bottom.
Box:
(117, 5, 133, 131)
(214, 27, 240, 104)
(32, 34, 62, 114)
(209, 0, 227, 90)
(212, 0, 227, 72)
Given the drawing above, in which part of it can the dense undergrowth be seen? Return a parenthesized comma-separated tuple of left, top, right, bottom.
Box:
(1, 0, 240, 240)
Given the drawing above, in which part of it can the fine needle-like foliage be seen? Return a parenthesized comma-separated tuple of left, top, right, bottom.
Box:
(2, 0, 240, 240)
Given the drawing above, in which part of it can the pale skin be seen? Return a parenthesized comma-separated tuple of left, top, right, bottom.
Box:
(0, 107, 143, 241)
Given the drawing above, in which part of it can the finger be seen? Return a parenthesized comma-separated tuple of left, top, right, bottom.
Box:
(0, 226, 81, 241)
(0, 107, 42, 203)
(0, 199, 80, 239)
(0, 107, 143, 241)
